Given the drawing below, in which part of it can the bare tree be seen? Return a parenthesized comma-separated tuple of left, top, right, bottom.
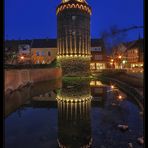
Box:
(100, 25, 143, 54)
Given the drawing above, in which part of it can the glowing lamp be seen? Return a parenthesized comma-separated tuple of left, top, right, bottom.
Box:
(118, 55, 122, 59)
(111, 85, 114, 89)
(21, 56, 24, 60)
(118, 95, 122, 100)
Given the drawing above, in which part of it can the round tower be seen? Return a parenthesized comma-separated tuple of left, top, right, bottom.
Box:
(56, 0, 92, 76)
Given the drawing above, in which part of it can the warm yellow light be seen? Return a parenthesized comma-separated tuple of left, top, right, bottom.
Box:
(90, 81, 95, 86)
(110, 62, 113, 65)
(122, 60, 126, 64)
(111, 59, 114, 62)
(21, 56, 24, 60)
(118, 55, 122, 59)
(111, 85, 114, 89)
(118, 95, 122, 100)
(96, 81, 103, 86)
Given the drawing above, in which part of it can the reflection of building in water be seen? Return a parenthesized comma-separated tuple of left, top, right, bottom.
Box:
(90, 81, 107, 99)
(57, 79, 92, 148)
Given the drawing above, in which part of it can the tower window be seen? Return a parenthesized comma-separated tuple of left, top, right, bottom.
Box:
(48, 51, 51, 56)
(72, 16, 76, 21)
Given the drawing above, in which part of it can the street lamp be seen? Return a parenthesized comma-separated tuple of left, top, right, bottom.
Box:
(20, 56, 24, 60)
(111, 59, 114, 62)
(118, 55, 122, 59)
(122, 60, 126, 64)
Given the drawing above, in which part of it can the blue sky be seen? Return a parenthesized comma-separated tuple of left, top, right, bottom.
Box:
(5, 0, 143, 41)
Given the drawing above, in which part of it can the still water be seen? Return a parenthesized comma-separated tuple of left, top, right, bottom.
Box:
(5, 78, 143, 148)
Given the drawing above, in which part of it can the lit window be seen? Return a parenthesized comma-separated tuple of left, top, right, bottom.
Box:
(90, 63, 95, 69)
(90, 81, 95, 86)
(96, 81, 103, 86)
(36, 51, 40, 56)
(42, 51, 45, 56)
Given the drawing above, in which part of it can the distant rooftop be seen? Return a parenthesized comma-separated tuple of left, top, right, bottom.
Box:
(4, 39, 57, 49)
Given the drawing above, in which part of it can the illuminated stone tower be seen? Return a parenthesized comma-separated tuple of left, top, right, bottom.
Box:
(56, 0, 92, 76)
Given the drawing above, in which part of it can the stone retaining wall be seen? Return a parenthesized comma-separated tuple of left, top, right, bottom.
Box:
(5, 68, 62, 94)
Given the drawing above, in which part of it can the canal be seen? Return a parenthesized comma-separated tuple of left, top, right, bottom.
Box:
(4, 78, 143, 148)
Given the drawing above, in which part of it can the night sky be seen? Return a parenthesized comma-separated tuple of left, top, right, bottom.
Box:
(5, 0, 143, 41)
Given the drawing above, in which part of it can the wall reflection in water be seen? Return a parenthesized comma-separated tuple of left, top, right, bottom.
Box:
(57, 79, 92, 148)
(5, 78, 110, 148)
(5, 79, 62, 117)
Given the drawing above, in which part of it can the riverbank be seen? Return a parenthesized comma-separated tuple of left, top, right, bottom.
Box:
(97, 71, 144, 111)
(100, 70, 143, 92)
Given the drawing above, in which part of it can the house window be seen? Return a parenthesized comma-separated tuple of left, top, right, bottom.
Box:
(48, 51, 51, 56)
(42, 51, 44, 56)
(95, 55, 102, 60)
(36, 51, 40, 56)
(98, 47, 102, 51)
(92, 47, 102, 52)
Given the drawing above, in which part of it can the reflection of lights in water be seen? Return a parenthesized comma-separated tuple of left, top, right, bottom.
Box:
(57, 96, 92, 148)
(56, 95, 92, 103)
(90, 80, 103, 86)
(96, 81, 103, 86)
(118, 95, 122, 100)
(111, 85, 114, 89)
(90, 81, 95, 86)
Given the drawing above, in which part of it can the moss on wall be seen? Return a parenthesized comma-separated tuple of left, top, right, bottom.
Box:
(58, 57, 91, 76)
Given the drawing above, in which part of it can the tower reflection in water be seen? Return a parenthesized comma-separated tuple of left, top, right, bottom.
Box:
(56, 79, 92, 148)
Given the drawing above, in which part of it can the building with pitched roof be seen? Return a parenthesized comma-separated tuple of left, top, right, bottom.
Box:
(126, 38, 143, 70)
(90, 39, 106, 71)
(5, 38, 106, 66)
